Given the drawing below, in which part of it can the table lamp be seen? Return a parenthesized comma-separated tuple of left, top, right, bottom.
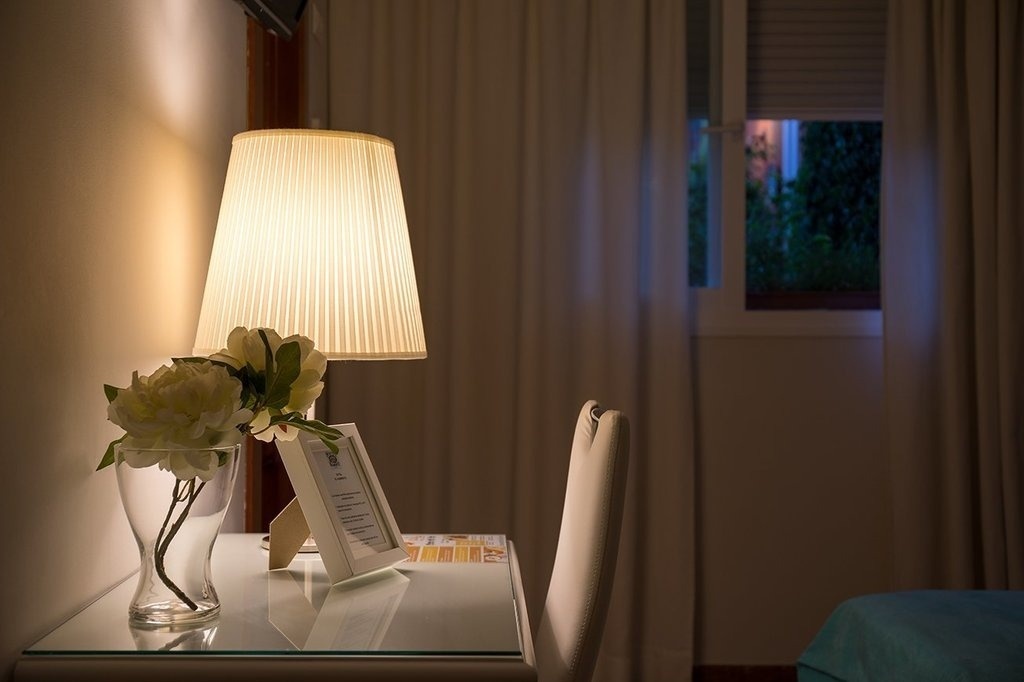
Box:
(194, 129, 426, 361)
(194, 129, 427, 569)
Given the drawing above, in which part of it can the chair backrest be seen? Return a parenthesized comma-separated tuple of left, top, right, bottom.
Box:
(535, 400, 630, 682)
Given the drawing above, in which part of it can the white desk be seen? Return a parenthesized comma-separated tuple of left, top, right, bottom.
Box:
(17, 533, 536, 681)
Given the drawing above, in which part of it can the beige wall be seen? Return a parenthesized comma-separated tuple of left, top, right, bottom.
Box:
(694, 336, 892, 664)
(0, 1, 245, 677)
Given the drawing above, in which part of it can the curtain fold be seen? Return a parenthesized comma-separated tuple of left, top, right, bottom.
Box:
(883, 0, 1024, 589)
(324, 1, 695, 678)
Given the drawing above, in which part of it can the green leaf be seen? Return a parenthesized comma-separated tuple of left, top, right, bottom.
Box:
(294, 422, 341, 454)
(267, 413, 342, 454)
(302, 419, 343, 441)
(245, 363, 265, 396)
(259, 329, 275, 372)
(319, 435, 340, 454)
(263, 341, 301, 409)
(103, 384, 121, 403)
(299, 422, 341, 453)
(255, 330, 277, 409)
(269, 413, 337, 435)
(96, 435, 126, 471)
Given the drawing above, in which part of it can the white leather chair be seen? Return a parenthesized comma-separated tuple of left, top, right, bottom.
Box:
(533, 400, 631, 682)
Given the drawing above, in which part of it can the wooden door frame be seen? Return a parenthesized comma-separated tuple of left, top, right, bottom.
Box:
(247, 17, 306, 132)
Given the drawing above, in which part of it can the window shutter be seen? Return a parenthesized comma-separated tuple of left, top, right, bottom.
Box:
(747, 0, 886, 119)
(687, 0, 710, 119)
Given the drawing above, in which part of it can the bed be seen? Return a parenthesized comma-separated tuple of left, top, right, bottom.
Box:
(797, 591, 1024, 681)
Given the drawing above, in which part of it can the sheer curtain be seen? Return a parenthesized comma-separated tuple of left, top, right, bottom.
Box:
(323, 1, 695, 678)
(883, 0, 1024, 589)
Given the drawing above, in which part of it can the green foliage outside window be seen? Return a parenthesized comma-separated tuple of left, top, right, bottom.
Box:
(688, 144, 709, 286)
(688, 121, 882, 293)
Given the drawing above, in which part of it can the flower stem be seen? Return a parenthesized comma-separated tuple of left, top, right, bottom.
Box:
(154, 480, 181, 565)
(154, 478, 208, 611)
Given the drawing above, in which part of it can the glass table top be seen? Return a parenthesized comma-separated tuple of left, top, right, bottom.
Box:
(26, 533, 524, 657)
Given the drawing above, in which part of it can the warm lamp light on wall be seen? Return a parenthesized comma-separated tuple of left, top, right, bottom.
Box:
(194, 129, 427, 567)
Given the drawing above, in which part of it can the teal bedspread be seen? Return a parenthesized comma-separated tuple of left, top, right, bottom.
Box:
(797, 591, 1024, 681)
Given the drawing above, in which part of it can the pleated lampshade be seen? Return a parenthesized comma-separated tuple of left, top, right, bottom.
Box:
(194, 130, 427, 359)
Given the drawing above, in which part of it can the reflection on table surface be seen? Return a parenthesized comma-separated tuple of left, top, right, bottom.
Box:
(268, 563, 410, 651)
(27, 533, 522, 656)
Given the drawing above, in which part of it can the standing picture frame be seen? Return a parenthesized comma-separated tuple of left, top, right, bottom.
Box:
(271, 423, 408, 584)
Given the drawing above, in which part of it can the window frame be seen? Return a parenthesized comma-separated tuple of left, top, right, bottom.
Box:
(690, 0, 882, 338)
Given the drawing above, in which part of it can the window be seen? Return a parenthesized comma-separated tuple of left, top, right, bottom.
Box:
(687, 0, 886, 335)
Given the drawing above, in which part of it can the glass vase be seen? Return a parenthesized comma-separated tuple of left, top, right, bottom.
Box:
(115, 444, 240, 627)
(130, 622, 218, 651)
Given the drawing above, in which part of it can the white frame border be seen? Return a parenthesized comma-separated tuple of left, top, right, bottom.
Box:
(275, 423, 407, 584)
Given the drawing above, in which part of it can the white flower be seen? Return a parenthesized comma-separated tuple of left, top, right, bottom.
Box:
(100, 328, 339, 478)
(210, 326, 327, 415)
(107, 360, 252, 477)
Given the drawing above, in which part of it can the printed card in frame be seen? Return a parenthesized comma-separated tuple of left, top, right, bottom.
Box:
(273, 423, 408, 584)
